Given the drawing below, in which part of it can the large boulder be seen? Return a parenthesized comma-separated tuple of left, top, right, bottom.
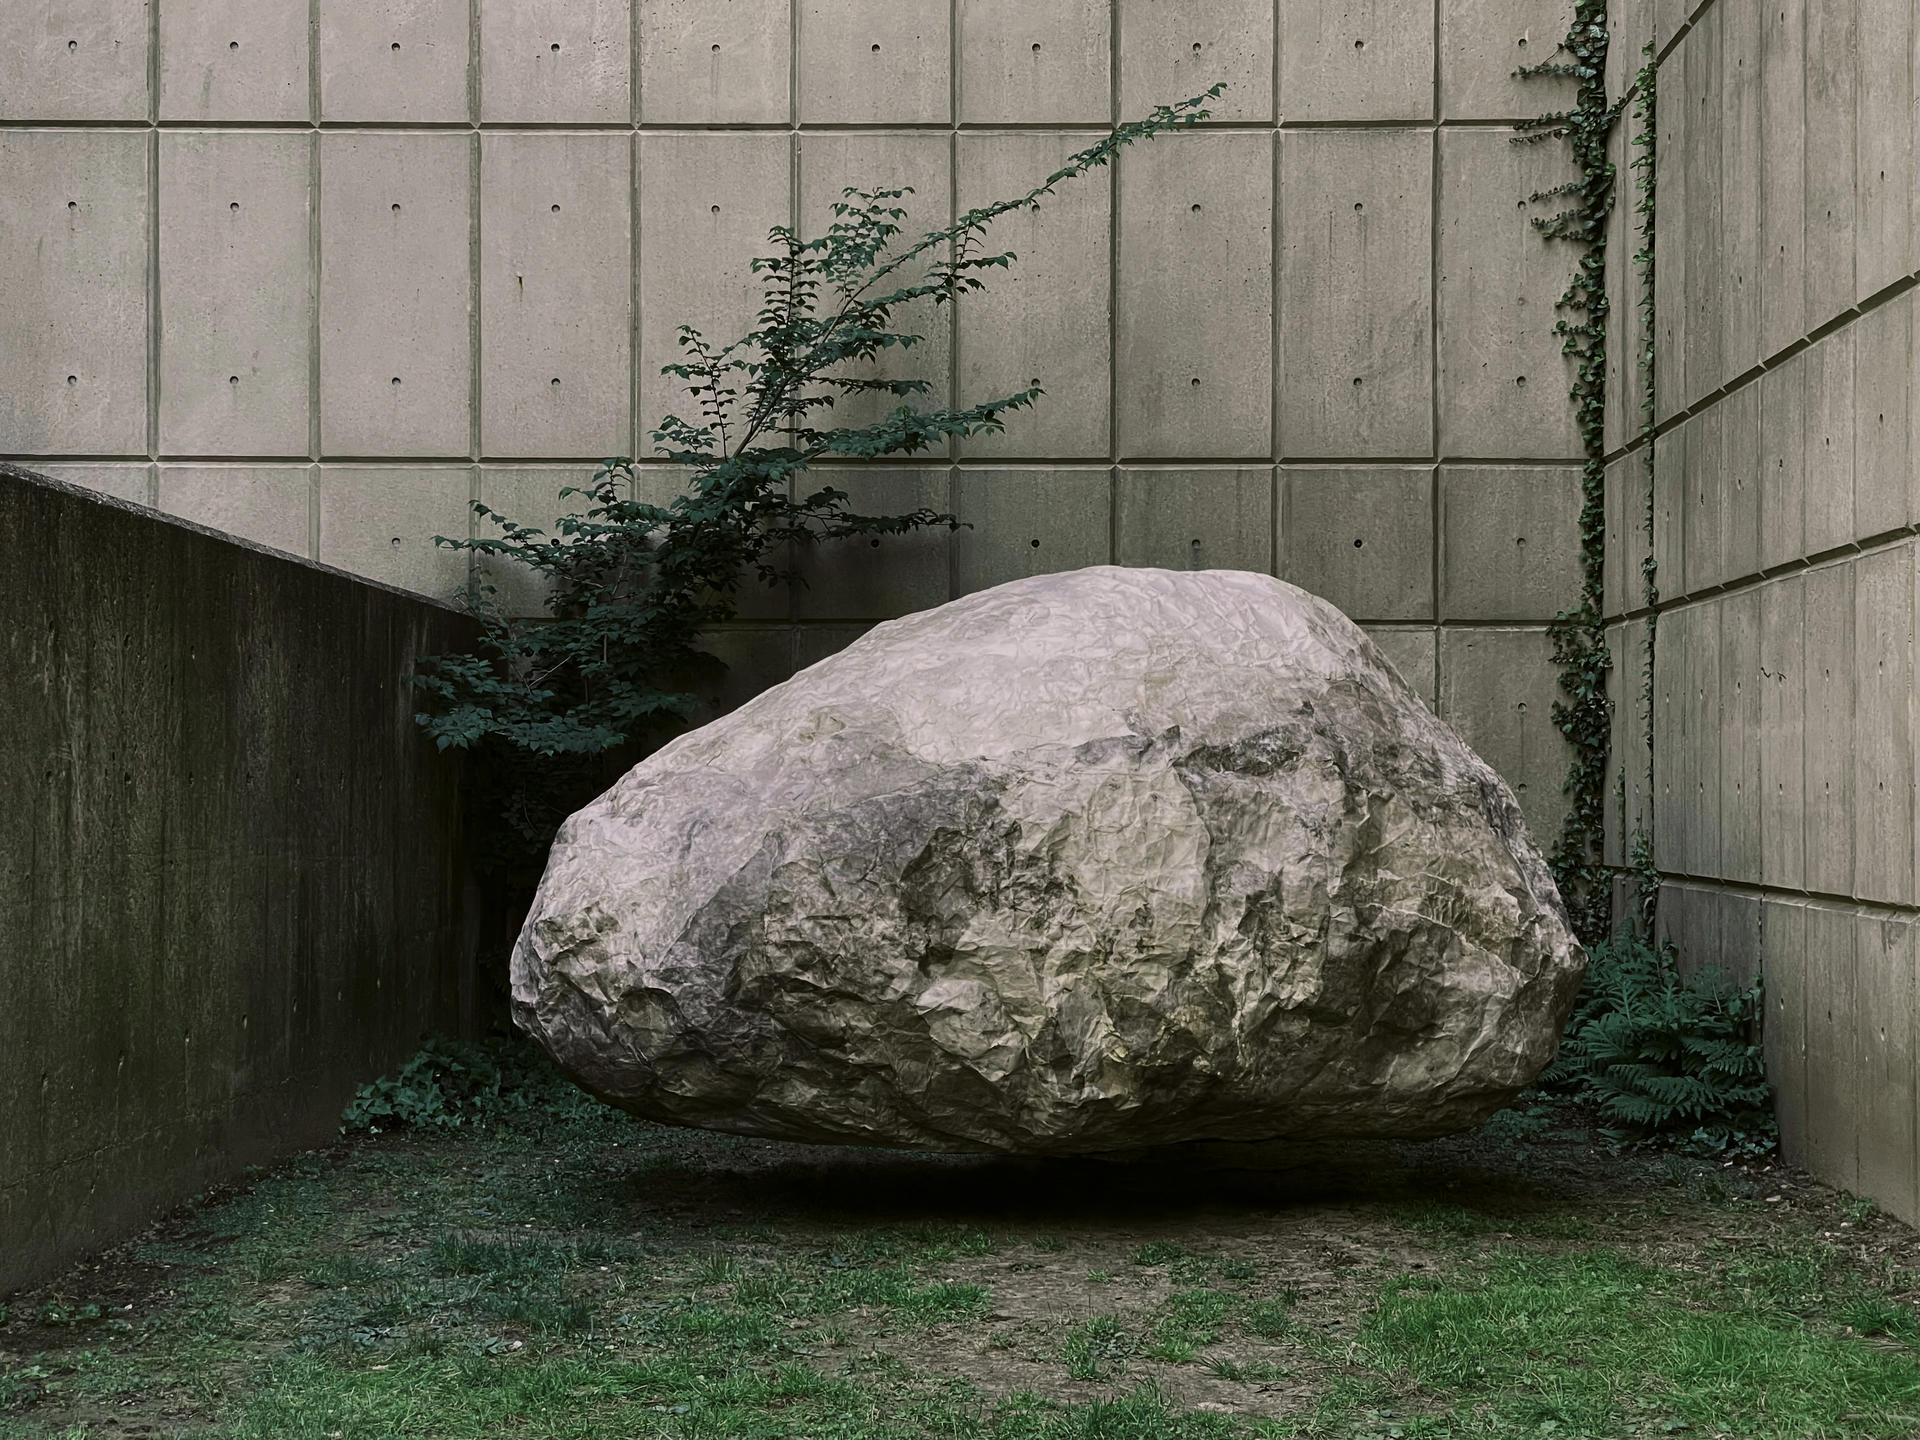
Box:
(514, 567, 1583, 1153)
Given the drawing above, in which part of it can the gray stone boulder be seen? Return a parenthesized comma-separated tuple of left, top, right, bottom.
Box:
(513, 566, 1583, 1153)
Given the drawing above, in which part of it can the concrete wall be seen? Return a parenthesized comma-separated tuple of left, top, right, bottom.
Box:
(0, 463, 483, 1296)
(1604, 0, 1920, 1215)
(0, 0, 1582, 839)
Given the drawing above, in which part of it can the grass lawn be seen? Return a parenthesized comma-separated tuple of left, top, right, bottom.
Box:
(4, 1083, 1918, 1439)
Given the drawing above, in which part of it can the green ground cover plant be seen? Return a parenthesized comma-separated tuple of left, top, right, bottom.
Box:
(5, 1074, 1912, 1439)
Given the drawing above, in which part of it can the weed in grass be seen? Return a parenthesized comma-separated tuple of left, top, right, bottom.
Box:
(1844, 1194, 1882, 1225)
(1062, 1316, 1134, 1381)
(1131, 1241, 1189, 1267)
(1216, 1257, 1260, 1283)
(693, 1251, 744, 1287)
(1147, 1290, 1237, 1361)
(1834, 1290, 1920, 1344)
(1243, 1292, 1301, 1340)
(1086, 1271, 1113, 1284)
(993, 1380, 1238, 1439)
(1206, 1357, 1289, 1383)
(1030, 1236, 1067, 1254)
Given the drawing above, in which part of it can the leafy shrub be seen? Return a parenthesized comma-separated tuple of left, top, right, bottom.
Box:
(340, 1034, 606, 1134)
(1544, 935, 1774, 1151)
(408, 90, 1219, 866)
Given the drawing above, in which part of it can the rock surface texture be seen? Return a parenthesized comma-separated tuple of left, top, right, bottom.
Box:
(514, 567, 1583, 1153)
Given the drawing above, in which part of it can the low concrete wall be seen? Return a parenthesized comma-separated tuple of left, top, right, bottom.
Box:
(0, 464, 484, 1296)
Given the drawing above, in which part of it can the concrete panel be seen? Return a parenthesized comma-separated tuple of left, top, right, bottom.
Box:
(1280, 466, 1433, 621)
(157, 133, 311, 457)
(639, 0, 791, 124)
(1437, 627, 1569, 842)
(1649, 593, 1680, 868)
(1651, 425, 1684, 598)
(794, 623, 872, 672)
(797, 133, 952, 439)
(1803, 0, 1857, 328)
(1718, 0, 1760, 382)
(320, 133, 473, 459)
(1802, 903, 1859, 1193)
(36, 464, 153, 506)
(1439, 0, 1573, 121)
(1277, 130, 1432, 458)
(1619, 616, 1653, 863)
(1856, 0, 1915, 301)
(1652, 0, 1685, 59)
(1756, 356, 1805, 570)
(957, 132, 1111, 459)
(638, 133, 791, 450)
(692, 627, 800, 719)
(1679, 12, 1721, 409)
(1605, 621, 1627, 868)
(1758, 0, 1806, 360)
(1720, 587, 1761, 885)
(0, 1, 149, 120)
(1720, 891, 1764, 986)
(1436, 129, 1583, 459)
(479, 0, 630, 123)
(1602, 106, 1637, 459)
(1852, 542, 1916, 905)
(320, 0, 470, 122)
(1603, 448, 1652, 619)
(1116, 131, 1272, 459)
(1672, 885, 1724, 980)
(1803, 561, 1856, 897)
(469, 466, 709, 619)
(1853, 293, 1913, 540)
(1604, 0, 1651, 105)
(158, 0, 309, 120)
(951, 468, 1110, 595)
(1279, 0, 1434, 122)
(1683, 599, 1720, 877)
(1438, 466, 1581, 621)
(1682, 406, 1721, 594)
(479, 134, 632, 459)
(1603, 455, 1628, 621)
(0, 132, 148, 456)
(1653, 57, 1687, 425)
(1803, 326, 1856, 555)
(316, 466, 474, 598)
(1114, 467, 1273, 574)
(1759, 573, 1806, 891)
(1761, 899, 1808, 1167)
(157, 466, 311, 557)
(798, 0, 950, 124)
(1118, 0, 1273, 123)
(1855, 915, 1918, 1219)
(472, 466, 584, 617)
(1720, 383, 1759, 584)
(791, 467, 951, 621)
(1366, 627, 1438, 708)
(958, 0, 1110, 124)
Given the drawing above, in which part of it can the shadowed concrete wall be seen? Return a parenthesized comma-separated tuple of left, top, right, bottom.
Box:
(0, 464, 483, 1296)
(1603, 0, 1920, 1215)
(0, 0, 1583, 839)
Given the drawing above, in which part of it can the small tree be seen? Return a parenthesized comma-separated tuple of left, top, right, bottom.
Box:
(410, 89, 1219, 866)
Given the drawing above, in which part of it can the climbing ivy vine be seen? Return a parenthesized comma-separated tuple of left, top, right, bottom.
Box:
(1627, 46, 1660, 938)
(1517, 1, 1618, 946)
